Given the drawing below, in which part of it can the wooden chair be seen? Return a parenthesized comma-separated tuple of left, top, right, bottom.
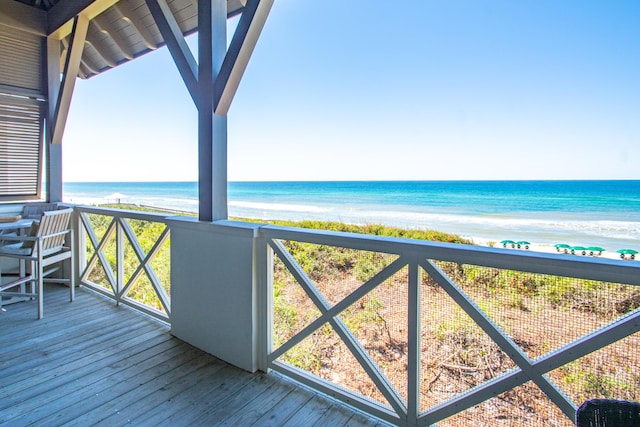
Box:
(21, 202, 60, 220)
(576, 399, 640, 427)
(0, 208, 74, 319)
(0, 203, 58, 243)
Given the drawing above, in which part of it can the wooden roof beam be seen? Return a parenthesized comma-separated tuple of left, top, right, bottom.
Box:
(78, 61, 90, 79)
(0, 1, 47, 35)
(48, 0, 118, 38)
(85, 30, 118, 68)
(115, 0, 157, 50)
(93, 14, 135, 60)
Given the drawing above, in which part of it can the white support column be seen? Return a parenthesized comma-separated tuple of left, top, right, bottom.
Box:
(46, 32, 62, 201)
(198, 0, 228, 221)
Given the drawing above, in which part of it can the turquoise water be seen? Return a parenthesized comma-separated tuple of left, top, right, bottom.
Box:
(64, 180, 640, 251)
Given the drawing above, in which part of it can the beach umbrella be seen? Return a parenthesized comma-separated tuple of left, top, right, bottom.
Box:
(586, 246, 605, 256)
(501, 240, 516, 248)
(571, 246, 587, 255)
(106, 193, 128, 203)
(616, 249, 638, 260)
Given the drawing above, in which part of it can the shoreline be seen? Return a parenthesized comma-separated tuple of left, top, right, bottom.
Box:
(91, 202, 638, 261)
(64, 180, 640, 252)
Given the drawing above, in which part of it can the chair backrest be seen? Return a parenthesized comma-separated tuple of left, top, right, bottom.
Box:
(576, 399, 640, 427)
(22, 202, 59, 220)
(34, 208, 73, 254)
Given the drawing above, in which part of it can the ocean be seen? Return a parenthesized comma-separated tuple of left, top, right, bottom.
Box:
(63, 180, 640, 252)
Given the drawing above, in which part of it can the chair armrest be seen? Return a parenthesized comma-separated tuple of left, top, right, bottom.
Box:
(0, 228, 70, 243)
(0, 234, 37, 244)
(40, 229, 72, 239)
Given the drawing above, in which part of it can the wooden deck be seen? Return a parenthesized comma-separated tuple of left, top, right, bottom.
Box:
(0, 284, 388, 426)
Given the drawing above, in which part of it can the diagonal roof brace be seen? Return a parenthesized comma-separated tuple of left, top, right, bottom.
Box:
(50, 14, 89, 145)
(145, 0, 272, 116)
(214, 0, 273, 115)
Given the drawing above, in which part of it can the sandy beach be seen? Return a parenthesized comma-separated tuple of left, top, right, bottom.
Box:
(469, 237, 635, 261)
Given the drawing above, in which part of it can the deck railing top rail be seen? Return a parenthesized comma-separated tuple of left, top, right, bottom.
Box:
(259, 224, 640, 286)
(75, 205, 173, 222)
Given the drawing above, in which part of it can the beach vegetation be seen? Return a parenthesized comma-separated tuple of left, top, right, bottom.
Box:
(255, 218, 473, 244)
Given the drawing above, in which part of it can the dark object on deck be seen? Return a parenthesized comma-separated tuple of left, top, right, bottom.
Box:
(575, 399, 640, 427)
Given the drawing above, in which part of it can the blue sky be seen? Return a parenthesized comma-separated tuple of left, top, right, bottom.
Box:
(63, 0, 640, 182)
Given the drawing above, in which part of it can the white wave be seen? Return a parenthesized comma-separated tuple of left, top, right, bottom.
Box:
(229, 201, 330, 213)
(357, 210, 640, 234)
(64, 192, 640, 248)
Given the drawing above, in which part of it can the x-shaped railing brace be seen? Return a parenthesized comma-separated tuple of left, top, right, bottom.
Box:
(419, 259, 640, 426)
(267, 238, 640, 426)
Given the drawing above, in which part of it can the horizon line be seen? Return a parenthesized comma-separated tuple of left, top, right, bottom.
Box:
(63, 178, 640, 184)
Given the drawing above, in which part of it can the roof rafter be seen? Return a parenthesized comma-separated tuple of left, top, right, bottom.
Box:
(85, 28, 117, 67)
(0, 1, 47, 35)
(77, 61, 90, 78)
(114, 0, 157, 50)
(93, 13, 134, 60)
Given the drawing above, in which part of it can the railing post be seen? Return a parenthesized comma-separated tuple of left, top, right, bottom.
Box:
(407, 258, 422, 426)
(72, 207, 85, 291)
(116, 215, 124, 304)
(256, 232, 273, 372)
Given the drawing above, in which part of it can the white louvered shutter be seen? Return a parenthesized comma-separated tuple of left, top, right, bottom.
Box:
(0, 26, 44, 201)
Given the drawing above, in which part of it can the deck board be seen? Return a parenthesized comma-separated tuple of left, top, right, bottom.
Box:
(0, 284, 385, 426)
(251, 386, 316, 426)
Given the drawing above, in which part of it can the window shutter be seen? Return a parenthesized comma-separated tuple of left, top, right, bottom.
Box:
(0, 26, 45, 201)
(0, 93, 44, 201)
(0, 27, 43, 92)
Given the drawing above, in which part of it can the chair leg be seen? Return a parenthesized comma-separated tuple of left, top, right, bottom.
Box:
(69, 253, 75, 302)
(37, 261, 43, 320)
(21, 259, 32, 299)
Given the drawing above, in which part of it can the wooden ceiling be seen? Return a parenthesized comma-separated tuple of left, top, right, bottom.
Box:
(10, 0, 247, 79)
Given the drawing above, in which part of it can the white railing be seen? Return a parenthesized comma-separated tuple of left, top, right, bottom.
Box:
(65, 206, 640, 425)
(259, 225, 640, 426)
(73, 206, 171, 322)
